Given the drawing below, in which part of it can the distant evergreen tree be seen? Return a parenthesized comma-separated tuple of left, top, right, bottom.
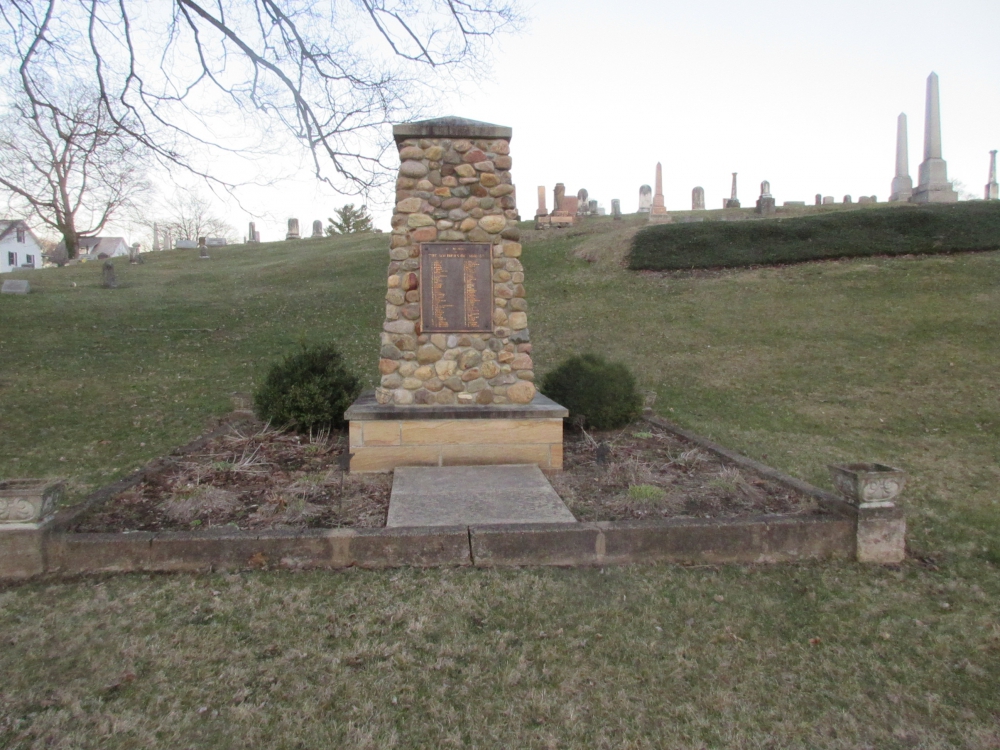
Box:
(326, 204, 374, 235)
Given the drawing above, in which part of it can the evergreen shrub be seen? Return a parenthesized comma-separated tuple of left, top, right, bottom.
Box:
(254, 343, 361, 431)
(540, 353, 642, 430)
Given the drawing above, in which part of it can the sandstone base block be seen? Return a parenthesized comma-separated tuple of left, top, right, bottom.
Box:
(856, 505, 906, 563)
(346, 390, 566, 473)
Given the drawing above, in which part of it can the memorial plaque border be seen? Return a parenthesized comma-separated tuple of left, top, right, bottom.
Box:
(419, 242, 493, 334)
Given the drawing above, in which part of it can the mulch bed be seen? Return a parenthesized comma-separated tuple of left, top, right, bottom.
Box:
(551, 424, 818, 522)
(70, 420, 818, 533)
(70, 423, 390, 533)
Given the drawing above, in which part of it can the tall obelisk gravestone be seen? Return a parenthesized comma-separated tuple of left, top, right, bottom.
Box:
(911, 72, 957, 203)
(889, 113, 913, 202)
(985, 151, 998, 201)
(345, 116, 567, 473)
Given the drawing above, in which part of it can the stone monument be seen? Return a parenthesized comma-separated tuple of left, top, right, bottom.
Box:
(638, 185, 652, 213)
(755, 181, 775, 216)
(725, 173, 740, 208)
(152, 222, 160, 252)
(611, 199, 621, 220)
(911, 72, 958, 203)
(535, 186, 547, 217)
(890, 113, 913, 202)
(692, 186, 705, 211)
(345, 116, 566, 473)
(822, 196, 834, 205)
(843, 195, 852, 204)
(286, 218, 300, 240)
(542, 183, 575, 227)
(985, 150, 998, 200)
(311, 220, 324, 238)
(248, 222, 258, 243)
(588, 199, 598, 215)
(648, 163, 672, 224)
(1, 280, 29, 295)
(553, 184, 566, 214)
(815, 193, 822, 206)
(102, 260, 117, 288)
(577, 189, 589, 215)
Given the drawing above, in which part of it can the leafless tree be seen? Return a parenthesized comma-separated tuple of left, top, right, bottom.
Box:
(0, 0, 522, 196)
(0, 87, 150, 260)
(160, 191, 234, 242)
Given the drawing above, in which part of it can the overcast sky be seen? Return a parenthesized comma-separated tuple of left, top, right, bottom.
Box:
(127, 0, 999, 242)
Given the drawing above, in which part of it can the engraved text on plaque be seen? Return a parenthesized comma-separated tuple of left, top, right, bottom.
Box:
(419, 243, 492, 333)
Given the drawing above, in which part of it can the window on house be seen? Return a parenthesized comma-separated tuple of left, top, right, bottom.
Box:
(16, 227, 25, 243)
(7, 252, 16, 267)
(25, 255, 35, 267)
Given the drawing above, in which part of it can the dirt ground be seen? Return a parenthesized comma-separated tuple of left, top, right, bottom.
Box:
(70, 420, 818, 533)
(551, 424, 818, 522)
(71, 423, 390, 533)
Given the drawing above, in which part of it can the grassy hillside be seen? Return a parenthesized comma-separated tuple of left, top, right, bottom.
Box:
(0, 235, 386, 493)
(629, 201, 1000, 270)
(1, 220, 999, 747)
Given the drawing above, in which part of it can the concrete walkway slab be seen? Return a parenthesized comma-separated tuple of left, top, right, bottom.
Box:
(387, 464, 577, 528)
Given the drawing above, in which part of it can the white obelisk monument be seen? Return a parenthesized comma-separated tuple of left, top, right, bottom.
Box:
(889, 113, 913, 202)
(911, 72, 957, 203)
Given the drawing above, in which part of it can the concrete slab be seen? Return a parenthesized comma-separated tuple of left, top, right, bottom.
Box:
(387, 464, 576, 527)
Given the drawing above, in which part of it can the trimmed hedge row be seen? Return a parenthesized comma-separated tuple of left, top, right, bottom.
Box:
(628, 202, 1000, 271)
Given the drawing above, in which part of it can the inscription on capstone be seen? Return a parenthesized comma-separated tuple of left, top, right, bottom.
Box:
(420, 243, 492, 333)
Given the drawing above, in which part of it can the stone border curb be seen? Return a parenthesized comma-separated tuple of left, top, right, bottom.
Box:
(0, 413, 905, 580)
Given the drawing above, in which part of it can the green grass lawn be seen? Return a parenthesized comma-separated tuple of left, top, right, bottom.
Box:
(1, 222, 999, 748)
(629, 201, 1000, 270)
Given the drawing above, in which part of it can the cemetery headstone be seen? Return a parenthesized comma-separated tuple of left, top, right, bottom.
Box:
(649, 163, 672, 223)
(588, 199, 598, 214)
(248, 222, 258, 243)
(638, 185, 652, 213)
(815, 193, 822, 206)
(577, 189, 589, 215)
(312, 220, 323, 238)
(692, 186, 705, 210)
(985, 150, 998, 200)
(535, 186, 547, 217)
(129, 243, 140, 263)
(911, 72, 958, 203)
(552, 184, 567, 215)
(890, 112, 913, 202)
(822, 196, 835, 204)
(286, 218, 300, 240)
(198, 237, 210, 259)
(102, 261, 117, 288)
(611, 199, 621, 220)
(725, 172, 740, 208)
(843, 195, 852, 204)
(755, 180, 776, 216)
(1, 280, 29, 295)
(152, 222, 160, 251)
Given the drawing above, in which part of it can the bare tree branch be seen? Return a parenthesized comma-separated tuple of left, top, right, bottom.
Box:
(0, 0, 523, 197)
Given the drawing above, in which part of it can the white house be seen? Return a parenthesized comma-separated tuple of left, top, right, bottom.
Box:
(0, 220, 43, 274)
(54, 236, 131, 261)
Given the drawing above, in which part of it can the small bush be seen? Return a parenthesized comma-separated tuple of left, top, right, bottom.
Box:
(539, 353, 642, 430)
(254, 343, 362, 432)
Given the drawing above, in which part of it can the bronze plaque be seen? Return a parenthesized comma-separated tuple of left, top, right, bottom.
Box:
(420, 243, 492, 333)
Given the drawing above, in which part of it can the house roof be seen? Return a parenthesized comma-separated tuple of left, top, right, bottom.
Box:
(54, 236, 129, 256)
(0, 219, 30, 243)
